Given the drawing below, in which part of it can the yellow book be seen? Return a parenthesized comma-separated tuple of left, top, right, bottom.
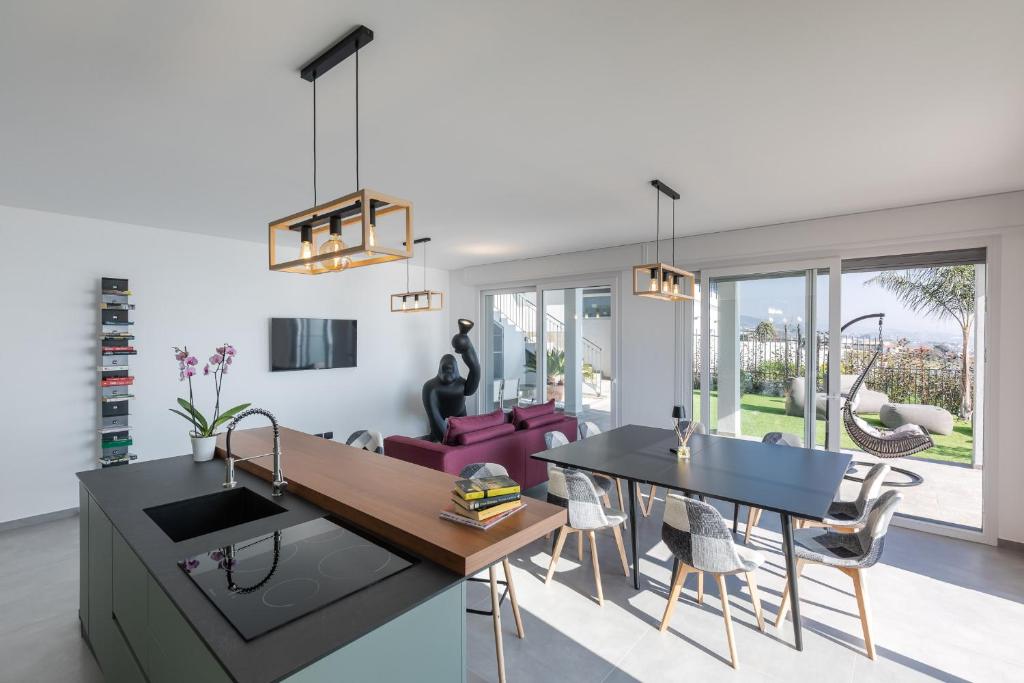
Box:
(450, 499, 522, 522)
(453, 475, 521, 500)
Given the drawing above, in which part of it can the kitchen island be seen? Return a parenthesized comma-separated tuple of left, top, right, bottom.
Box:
(78, 427, 566, 682)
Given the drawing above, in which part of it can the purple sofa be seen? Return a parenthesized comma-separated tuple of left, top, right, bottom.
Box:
(384, 411, 578, 490)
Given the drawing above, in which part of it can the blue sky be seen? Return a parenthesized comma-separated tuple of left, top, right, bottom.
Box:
(732, 271, 965, 345)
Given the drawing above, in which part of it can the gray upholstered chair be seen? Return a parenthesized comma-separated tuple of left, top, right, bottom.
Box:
(578, 421, 602, 439)
(576, 422, 625, 511)
(659, 494, 766, 669)
(544, 466, 629, 606)
(544, 430, 615, 506)
(775, 490, 903, 660)
(640, 421, 706, 518)
(745, 454, 891, 543)
(345, 429, 384, 454)
(458, 463, 524, 683)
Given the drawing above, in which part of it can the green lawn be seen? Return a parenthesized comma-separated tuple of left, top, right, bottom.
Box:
(692, 391, 973, 465)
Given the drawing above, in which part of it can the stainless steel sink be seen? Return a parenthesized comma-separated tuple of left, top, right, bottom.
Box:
(144, 487, 286, 543)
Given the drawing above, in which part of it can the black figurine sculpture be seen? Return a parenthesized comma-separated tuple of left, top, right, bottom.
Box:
(423, 319, 481, 441)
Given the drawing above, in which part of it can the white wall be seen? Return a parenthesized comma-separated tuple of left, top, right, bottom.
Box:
(449, 191, 1024, 544)
(0, 205, 451, 524)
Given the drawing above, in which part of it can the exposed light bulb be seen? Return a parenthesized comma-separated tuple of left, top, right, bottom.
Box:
(401, 296, 408, 310)
(299, 224, 320, 273)
(366, 201, 378, 256)
(321, 216, 351, 271)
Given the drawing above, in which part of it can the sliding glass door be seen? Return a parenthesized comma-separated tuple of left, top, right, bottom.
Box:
(482, 281, 617, 429)
(699, 261, 841, 450)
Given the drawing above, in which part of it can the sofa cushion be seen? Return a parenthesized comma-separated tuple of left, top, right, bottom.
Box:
(511, 400, 555, 426)
(444, 408, 505, 445)
(457, 422, 515, 446)
(519, 412, 564, 431)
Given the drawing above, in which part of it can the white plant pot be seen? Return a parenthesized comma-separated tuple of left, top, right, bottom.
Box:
(190, 434, 219, 463)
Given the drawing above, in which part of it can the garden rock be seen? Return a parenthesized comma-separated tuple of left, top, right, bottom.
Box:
(879, 402, 954, 436)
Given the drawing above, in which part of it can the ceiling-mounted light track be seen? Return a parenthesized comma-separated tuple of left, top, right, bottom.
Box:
(268, 25, 413, 275)
(632, 179, 695, 302)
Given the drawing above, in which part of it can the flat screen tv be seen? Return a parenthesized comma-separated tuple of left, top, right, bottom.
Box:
(270, 318, 357, 371)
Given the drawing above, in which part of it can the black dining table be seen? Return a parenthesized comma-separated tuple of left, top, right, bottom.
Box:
(531, 424, 852, 651)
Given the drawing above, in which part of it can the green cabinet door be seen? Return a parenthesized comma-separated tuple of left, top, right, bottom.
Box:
(112, 530, 149, 671)
(79, 483, 89, 636)
(87, 495, 146, 683)
(283, 582, 466, 683)
(147, 576, 231, 683)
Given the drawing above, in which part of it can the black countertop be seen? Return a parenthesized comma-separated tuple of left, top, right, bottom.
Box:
(78, 455, 463, 683)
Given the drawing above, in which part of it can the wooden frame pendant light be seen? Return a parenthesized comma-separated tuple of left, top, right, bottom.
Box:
(391, 237, 443, 312)
(632, 179, 695, 301)
(268, 25, 414, 275)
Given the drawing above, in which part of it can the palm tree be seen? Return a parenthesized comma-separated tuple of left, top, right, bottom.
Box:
(867, 266, 975, 418)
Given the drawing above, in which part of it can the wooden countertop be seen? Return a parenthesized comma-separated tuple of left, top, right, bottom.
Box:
(216, 427, 566, 576)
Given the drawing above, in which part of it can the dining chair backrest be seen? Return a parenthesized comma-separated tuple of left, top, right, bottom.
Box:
(459, 463, 509, 480)
(545, 430, 569, 449)
(548, 466, 613, 530)
(502, 377, 520, 404)
(579, 421, 602, 439)
(762, 432, 803, 447)
(662, 494, 749, 574)
(345, 429, 384, 454)
(854, 489, 902, 568)
(683, 420, 707, 436)
(854, 463, 891, 514)
(493, 380, 504, 405)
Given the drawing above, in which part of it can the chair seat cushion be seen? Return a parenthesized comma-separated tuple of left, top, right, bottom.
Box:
(793, 528, 873, 568)
(822, 500, 862, 525)
(734, 545, 766, 573)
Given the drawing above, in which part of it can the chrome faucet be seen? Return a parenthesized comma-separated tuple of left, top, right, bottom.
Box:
(223, 408, 287, 496)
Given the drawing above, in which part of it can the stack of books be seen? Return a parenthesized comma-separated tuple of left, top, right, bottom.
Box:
(441, 475, 527, 529)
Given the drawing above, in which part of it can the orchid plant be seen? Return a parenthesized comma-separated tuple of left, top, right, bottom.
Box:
(170, 343, 251, 438)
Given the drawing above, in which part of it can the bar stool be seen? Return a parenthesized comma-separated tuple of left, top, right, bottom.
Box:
(459, 463, 525, 683)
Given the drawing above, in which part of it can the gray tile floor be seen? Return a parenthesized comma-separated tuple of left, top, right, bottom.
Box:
(2, 503, 1022, 683)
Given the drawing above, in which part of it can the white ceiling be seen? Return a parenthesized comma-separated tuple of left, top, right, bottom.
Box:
(2, 1, 1023, 269)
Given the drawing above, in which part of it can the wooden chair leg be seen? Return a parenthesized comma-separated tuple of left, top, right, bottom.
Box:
(502, 557, 525, 639)
(697, 570, 704, 604)
(659, 562, 690, 631)
(545, 527, 568, 584)
(601, 492, 611, 507)
(588, 530, 604, 605)
(716, 575, 739, 669)
(774, 558, 807, 627)
(745, 572, 766, 632)
(577, 530, 584, 562)
(847, 567, 876, 660)
(644, 485, 659, 516)
(637, 482, 651, 518)
(611, 524, 629, 577)
(615, 478, 625, 514)
(489, 565, 507, 683)
(753, 508, 763, 528)
(743, 507, 759, 545)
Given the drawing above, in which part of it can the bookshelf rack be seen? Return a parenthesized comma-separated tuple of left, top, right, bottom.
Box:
(98, 277, 137, 467)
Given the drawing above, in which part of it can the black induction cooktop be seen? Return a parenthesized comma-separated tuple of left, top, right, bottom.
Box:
(180, 516, 415, 640)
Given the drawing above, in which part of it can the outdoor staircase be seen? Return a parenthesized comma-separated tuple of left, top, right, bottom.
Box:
(491, 292, 603, 373)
